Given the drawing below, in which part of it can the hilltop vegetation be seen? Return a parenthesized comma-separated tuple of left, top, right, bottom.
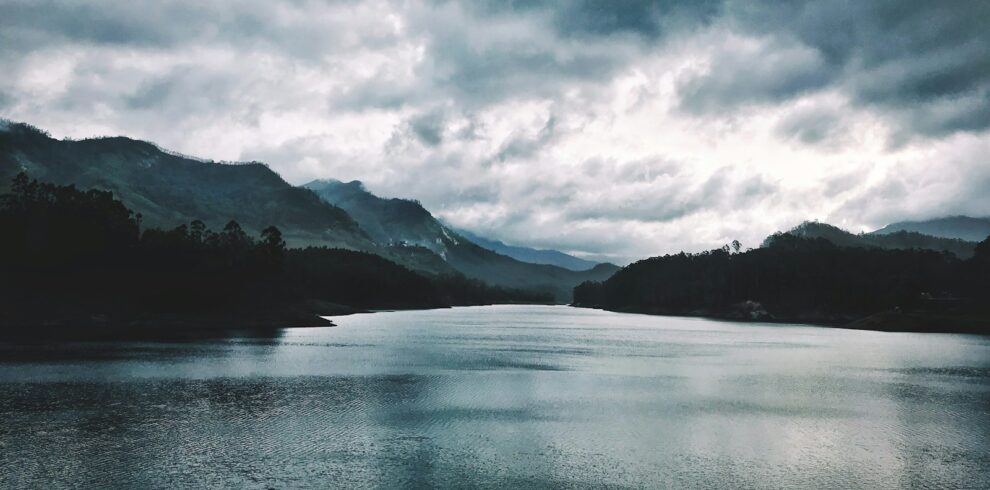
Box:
(874, 216, 990, 242)
(306, 178, 619, 301)
(786, 221, 976, 258)
(1, 121, 617, 302)
(575, 231, 990, 333)
(0, 121, 370, 249)
(0, 175, 549, 335)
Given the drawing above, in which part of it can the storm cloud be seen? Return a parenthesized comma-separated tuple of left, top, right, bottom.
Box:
(1, 0, 988, 262)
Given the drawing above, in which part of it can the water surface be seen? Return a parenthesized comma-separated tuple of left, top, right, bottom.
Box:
(2, 305, 989, 488)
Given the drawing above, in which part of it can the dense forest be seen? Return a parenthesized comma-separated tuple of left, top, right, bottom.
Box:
(574, 232, 990, 333)
(785, 221, 977, 258)
(0, 174, 551, 336)
(1, 120, 616, 302)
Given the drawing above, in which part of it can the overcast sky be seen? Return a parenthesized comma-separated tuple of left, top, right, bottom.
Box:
(2, 0, 989, 263)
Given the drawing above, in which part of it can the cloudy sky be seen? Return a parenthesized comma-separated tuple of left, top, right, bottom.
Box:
(2, 0, 989, 263)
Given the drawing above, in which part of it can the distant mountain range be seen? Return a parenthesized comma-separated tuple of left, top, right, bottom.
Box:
(574, 226, 990, 333)
(451, 228, 597, 271)
(7, 119, 987, 304)
(0, 120, 616, 302)
(873, 216, 990, 242)
(782, 221, 978, 258)
(304, 179, 618, 301)
(0, 121, 371, 250)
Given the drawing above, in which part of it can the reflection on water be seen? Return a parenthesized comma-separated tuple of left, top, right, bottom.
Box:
(1, 305, 989, 488)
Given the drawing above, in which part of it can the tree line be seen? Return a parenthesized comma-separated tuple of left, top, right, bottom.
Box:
(0, 174, 551, 333)
(574, 231, 990, 331)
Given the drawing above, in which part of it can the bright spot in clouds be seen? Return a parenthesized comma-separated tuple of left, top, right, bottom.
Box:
(1, 0, 988, 263)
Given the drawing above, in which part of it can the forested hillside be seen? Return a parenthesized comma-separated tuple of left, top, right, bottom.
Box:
(0, 175, 550, 335)
(575, 232, 990, 332)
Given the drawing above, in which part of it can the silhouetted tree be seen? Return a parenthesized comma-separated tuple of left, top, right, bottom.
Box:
(0, 175, 548, 333)
(975, 235, 990, 264)
(575, 232, 967, 326)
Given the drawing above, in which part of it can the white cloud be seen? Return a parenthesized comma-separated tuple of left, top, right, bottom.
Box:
(1, 0, 988, 263)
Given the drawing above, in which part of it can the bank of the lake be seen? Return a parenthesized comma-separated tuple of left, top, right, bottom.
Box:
(570, 303, 990, 334)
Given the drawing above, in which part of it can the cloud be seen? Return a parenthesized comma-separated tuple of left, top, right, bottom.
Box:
(722, 0, 990, 138)
(0, 0, 988, 261)
(774, 102, 846, 147)
(407, 109, 446, 146)
(676, 32, 832, 114)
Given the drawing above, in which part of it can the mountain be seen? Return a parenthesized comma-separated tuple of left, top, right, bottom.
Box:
(0, 176, 552, 334)
(0, 121, 371, 249)
(452, 228, 598, 271)
(304, 179, 452, 252)
(574, 232, 990, 333)
(0, 120, 616, 302)
(779, 221, 977, 258)
(873, 216, 990, 242)
(305, 179, 599, 271)
(305, 179, 619, 301)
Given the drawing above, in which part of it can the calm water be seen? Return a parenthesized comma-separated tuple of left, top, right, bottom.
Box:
(1, 305, 989, 488)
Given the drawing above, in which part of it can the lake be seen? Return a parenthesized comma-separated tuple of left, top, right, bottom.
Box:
(1, 305, 989, 488)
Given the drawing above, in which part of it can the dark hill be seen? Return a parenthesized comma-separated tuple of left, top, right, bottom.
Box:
(781, 221, 976, 258)
(873, 216, 990, 242)
(0, 121, 371, 249)
(305, 179, 619, 301)
(453, 227, 598, 271)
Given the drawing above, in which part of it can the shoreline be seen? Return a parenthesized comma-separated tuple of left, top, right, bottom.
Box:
(0, 302, 560, 342)
(569, 304, 990, 335)
(6, 303, 986, 342)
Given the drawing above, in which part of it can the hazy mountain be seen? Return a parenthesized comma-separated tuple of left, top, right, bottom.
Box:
(778, 221, 976, 258)
(305, 179, 619, 301)
(0, 121, 371, 249)
(873, 216, 990, 242)
(0, 121, 615, 302)
(452, 228, 598, 271)
(304, 179, 453, 253)
(574, 232, 990, 333)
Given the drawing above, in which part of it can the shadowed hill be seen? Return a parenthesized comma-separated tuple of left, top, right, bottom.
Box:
(873, 216, 990, 242)
(575, 231, 990, 333)
(0, 121, 371, 249)
(452, 227, 598, 271)
(0, 120, 616, 301)
(0, 175, 552, 334)
(781, 221, 977, 258)
(305, 179, 450, 250)
(305, 179, 619, 301)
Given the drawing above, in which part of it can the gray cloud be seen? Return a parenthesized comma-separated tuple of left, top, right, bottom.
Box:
(494, 115, 557, 162)
(469, 0, 721, 40)
(721, 0, 990, 137)
(1, 0, 988, 260)
(676, 36, 832, 114)
(775, 104, 846, 146)
(408, 110, 446, 146)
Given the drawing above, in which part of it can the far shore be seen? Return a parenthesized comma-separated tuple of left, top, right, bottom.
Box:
(570, 304, 990, 335)
(4, 302, 986, 342)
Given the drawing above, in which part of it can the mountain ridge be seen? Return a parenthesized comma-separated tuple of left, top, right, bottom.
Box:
(777, 221, 978, 258)
(0, 121, 371, 250)
(0, 120, 618, 302)
(873, 216, 990, 242)
(451, 227, 598, 271)
(304, 178, 619, 301)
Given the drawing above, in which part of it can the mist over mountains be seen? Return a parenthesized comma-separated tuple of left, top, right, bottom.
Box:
(873, 217, 990, 243)
(1, 120, 615, 302)
(3, 118, 990, 331)
(303, 178, 618, 301)
(0, 121, 371, 250)
(783, 221, 978, 259)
